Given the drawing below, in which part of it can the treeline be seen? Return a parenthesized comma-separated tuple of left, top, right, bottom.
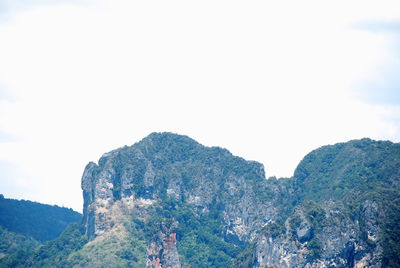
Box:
(0, 195, 81, 242)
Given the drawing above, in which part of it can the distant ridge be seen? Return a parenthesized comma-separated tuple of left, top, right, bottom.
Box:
(0, 195, 81, 242)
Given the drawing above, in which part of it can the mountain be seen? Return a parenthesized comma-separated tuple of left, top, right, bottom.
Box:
(79, 132, 274, 267)
(0, 196, 82, 262)
(242, 138, 400, 267)
(1, 133, 399, 267)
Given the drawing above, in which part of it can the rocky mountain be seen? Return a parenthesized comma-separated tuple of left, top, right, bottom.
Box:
(1, 133, 399, 267)
(79, 132, 275, 267)
(245, 139, 400, 268)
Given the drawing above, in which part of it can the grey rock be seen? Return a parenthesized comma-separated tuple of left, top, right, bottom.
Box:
(79, 133, 398, 268)
(146, 221, 180, 268)
(81, 132, 276, 242)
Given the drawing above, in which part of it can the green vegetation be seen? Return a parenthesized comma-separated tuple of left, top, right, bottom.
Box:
(302, 201, 325, 231)
(2, 135, 400, 267)
(291, 138, 400, 265)
(0, 226, 39, 259)
(263, 222, 285, 239)
(231, 241, 256, 268)
(380, 189, 400, 267)
(0, 223, 87, 267)
(294, 139, 400, 203)
(238, 138, 400, 266)
(0, 218, 146, 267)
(149, 195, 246, 268)
(289, 215, 301, 234)
(307, 238, 321, 259)
(0, 196, 81, 242)
(68, 219, 147, 267)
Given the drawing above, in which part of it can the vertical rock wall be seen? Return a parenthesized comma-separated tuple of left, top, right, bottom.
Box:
(146, 222, 181, 268)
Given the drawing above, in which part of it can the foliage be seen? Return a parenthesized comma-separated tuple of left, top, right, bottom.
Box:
(3, 135, 400, 267)
(231, 241, 256, 268)
(236, 138, 400, 266)
(0, 226, 39, 259)
(0, 196, 81, 242)
(302, 201, 325, 231)
(263, 222, 285, 238)
(292, 138, 400, 265)
(68, 219, 146, 267)
(0, 223, 87, 267)
(293, 139, 400, 203)
(307, 238, 321, 260)
(380, 189, 400, 267)
(148, 195, 246, 268)
(289, 215, 301, 232)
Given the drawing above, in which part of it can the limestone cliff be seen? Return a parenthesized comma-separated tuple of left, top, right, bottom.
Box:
(2, 133, 399, 267)
(79, 134, 399, 267)
(81, 132, 276, 267)
(253, 200, 383, 267)
(237, 138, 400, 268)
(146, 221, 180, 268)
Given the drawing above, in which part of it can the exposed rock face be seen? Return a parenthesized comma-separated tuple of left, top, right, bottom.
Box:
(254, 200, 383, 267)
(81, 132, 278, 266)
(248, 138, 400, 268)
(3, 133, 400, 267)
(81, 133, 275, 241)
(146, 221, 180, 268)
(79, 133, 399, 267)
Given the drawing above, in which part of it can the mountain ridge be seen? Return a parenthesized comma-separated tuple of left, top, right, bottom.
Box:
(1, 132, 399, 267)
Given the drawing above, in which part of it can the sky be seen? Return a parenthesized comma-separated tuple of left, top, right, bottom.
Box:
(0, 0, 399, 212)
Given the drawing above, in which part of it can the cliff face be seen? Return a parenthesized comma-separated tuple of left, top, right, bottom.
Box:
(146, 221, 180, 268)
(3, 133, 399, 267)
(79, 133, 400, 267)
(246, 138, 400, 268)
(81, 132, 277, 267)
(253, 200, 383, 267)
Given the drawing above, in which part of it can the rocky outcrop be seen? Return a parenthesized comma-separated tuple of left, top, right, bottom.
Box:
(81, 132, 276, 242)
(79, 133, 399, 267)
(254, 200, 383, 267)
(80, 132, 280, 266)
(146, 221, 180, 268)
(2, 133, 399, 267)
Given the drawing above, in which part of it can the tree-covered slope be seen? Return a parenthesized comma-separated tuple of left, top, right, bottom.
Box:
(0, 195, 82, 242)
(0, 223, 88, 268)
(0, 226, 39, 260)
(0, 196, 82, 264)
(293, 138, 400, 203)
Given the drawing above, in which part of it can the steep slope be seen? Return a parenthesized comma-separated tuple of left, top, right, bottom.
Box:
(246, 138, 400, 267)
(80, 132, 277, 267)
(2, 133, 399, 267)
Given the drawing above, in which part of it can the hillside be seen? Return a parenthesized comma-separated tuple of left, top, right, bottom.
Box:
(0, 195, 82, 242)
(1, 133, 399, 267)
(0, 195, 82, 262)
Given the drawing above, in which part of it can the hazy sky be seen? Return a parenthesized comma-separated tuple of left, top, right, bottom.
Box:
(0, 0, 399, 212)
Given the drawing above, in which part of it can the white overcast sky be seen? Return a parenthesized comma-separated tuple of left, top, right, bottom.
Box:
(0, 0, 399, 212)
